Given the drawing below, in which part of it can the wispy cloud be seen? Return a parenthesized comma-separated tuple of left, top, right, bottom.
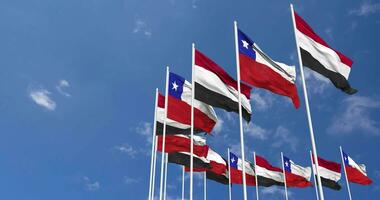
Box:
(124, 176, 141, 184)
(213, 118, 224, 135)
(83, 176, 100, 191)
(114, 143, 138, 158)
(261, 186, 293, 197)
(325, 27, 333, 40)
(133, 19, 152, 37)
(349, 1, 380, 16)
(302, 67, 330, 94)
(29, 88, 56, 111)
(56, 79, 71, 97)
(328, 96, 380, 135)
(244, 123, 269, 140)
(251, 91, 275, 111)
(191, 0, 198, 9)
(136, 122, 153, 143)
(271, 126, 299, 152)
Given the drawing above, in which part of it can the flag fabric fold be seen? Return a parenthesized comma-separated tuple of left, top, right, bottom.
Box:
(313, 156, 342, 190)
(157, 134, 209, 157)
(238, 29, 301, 108)
(194, 49, 252, 122)
(294, 11, 357, 94)
(342, 150, 373, 185)
(229, 152, 256, 186)
(255, 154, 284, 187)
(283, 155, 312, 188)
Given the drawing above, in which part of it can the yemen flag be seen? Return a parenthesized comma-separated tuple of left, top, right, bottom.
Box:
(168, 151, 211, 170)
(238, 29, 300, 109)
(157, 134, 209, 157)
(229, 152, 256, 186)
(255, 154, 285, 187)
(194, 49, 252, 122)
(283, 155, 312, 188)
(294, 11, 357, 94)
(313, 156, 342, 190)
(342, 150, 373, 185)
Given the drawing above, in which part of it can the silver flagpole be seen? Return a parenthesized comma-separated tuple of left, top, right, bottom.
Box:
(340, 146, 353, 200)
(204, 172, 207, 200)
(253, 152, 259, 200)
(182, 166, 185, 200)
(190, 43, 195, 200)
(281, 152, 289, 200)
(228, 148, 232, 200)
(149, 89, 159, 200)
(310, 150, 320, 200)
(159, 66, 170, 200)
(290, 4, 325, 200)
(233, 20, 248, 200)
(152, 135, 158, 200)
(164, 153, 168, 200)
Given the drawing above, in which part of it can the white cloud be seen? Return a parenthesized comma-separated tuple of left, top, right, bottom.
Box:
(133, 19, 152, 37)
(29, 88, 56, 111)
(251, 91, 274, 111)
(136, 122, 153, 143)
(328, 96, 380, 135)
(83, 176, 100, 191)
(261, 186, 293, 197)
(271, 126, 299, 152)
(56, 79, 71, 97)
(350, 1, 380, 16)
(325, 27, 333, 40)
(244, 123, 269, 140)
(302, 67, 330, 94)
(115, 143, 138, 158)
(191, 0, 197, 8)
(124, 177, 141, 184)
(213, 118, 224, 135)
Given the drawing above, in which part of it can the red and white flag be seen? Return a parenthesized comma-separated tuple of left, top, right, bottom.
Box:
(255, 154, 284, 187)
(229, 151, 256, 186)
(312, 156, 342, 190)
(342, 150, 373, 185)
(283, 155, 312, 187)
(157, 134, 209, 157)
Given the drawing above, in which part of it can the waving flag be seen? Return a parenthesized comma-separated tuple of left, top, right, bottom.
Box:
(313, 156, 342, 190)
(342, 150, 373, 185)
(283, 155, 312, 187)
(229, 152, 256, 185)
(238, 29, 300, 108)
(294, 11, 357, 94)
(168, 151, 211, 170)
(194, 49, 252, 122)
(157, 134, 209, 157)
(255, 154, 284, 187)
(156, 72, 218, 135)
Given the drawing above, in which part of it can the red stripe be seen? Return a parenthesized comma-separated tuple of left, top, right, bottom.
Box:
(285, 172, 312, 188)
(294, 11, 353, 67)
(312, 156, 341, 173)
(230, 168, 256, 185)
(186, 161, 227, 175)
(157, 135, 209, 157)
(195, 49, 252, 99)
(346, 166, 373, 185)
(158, 93, 216, 133)
(240, 54, 300, 109)
(255, 155, 282, 172)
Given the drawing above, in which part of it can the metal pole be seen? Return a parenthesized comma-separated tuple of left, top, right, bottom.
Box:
(228, 148, 232, 200)
(204, 172, 207, 200)
(182, 166, 185, 200)
(149, 89, 159, 200)
(233, 20, 248, 200)
(190, 43, 195, 200)
(340, 146, 353, 200)
(159, 67, 170, 200)
(289, 4, 324, 200)
(164, 153, 168, 200)
(310, 150, 320, 200)
(281, 152, 289, 200)
(253, 152, 259, 200)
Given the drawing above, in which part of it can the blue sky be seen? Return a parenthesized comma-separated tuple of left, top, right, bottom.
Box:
(0, 0, 379, 199)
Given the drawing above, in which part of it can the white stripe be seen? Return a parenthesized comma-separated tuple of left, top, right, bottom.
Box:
(253, 43, 297, 83)
(347, 156, 368, 176)
(207, 149, 226, 165)
(171, 134, 207, 146)
(181, 79, 218, 122)
(256, 165, 284, 183)
(296, 30, 351, 79)
(237, 158, 255, 176)
(313, 164, 341, 182)
(157, 107, 191, 130)
(195, 65, 252, 114)
(289, 160, 311, 181)
(178, 151, 210, 164)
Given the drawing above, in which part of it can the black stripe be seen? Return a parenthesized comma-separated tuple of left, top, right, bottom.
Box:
(257, 176, 284, 187)
(206, 172, 229, 185)
(316, 176, 341, 190)
(168, 153, 211, 169)
(156, 122, 203, 135)
(195, 82, 251, 122)
(300, 48, 357, 95)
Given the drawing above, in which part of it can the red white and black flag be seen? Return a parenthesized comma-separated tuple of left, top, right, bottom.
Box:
(313, 156, 342, 190)
(294, 11, 357, 94)
(255, 154, 285, 187)
(342, 150, 373, 185)
(194, 49, 252, 122)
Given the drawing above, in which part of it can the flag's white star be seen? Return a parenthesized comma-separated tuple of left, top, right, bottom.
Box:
(285, 161, 289, 167)
(172, 81, 178, 91)
(241, 40, 249, 49)
(231, 157, 235, 163)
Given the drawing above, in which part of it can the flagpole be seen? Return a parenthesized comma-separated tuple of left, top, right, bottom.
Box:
(310, 150, 320, 200)
(182, 166, 185, 200)
(253, 152, 259, 200)
(290, 4, 324, 200)
(340, 146, 353, 200)
(152, 135, 158, 200)
(149, 89, 159, 200)
(190, 43, 195, 200)
(281, 152, 289, 200)
(204, 172, 207, 200)
(228, 148, 232, 200)
(164, 153, 168, 200)
(234, 20, 248, 200)
(159, 66, 170, 200)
